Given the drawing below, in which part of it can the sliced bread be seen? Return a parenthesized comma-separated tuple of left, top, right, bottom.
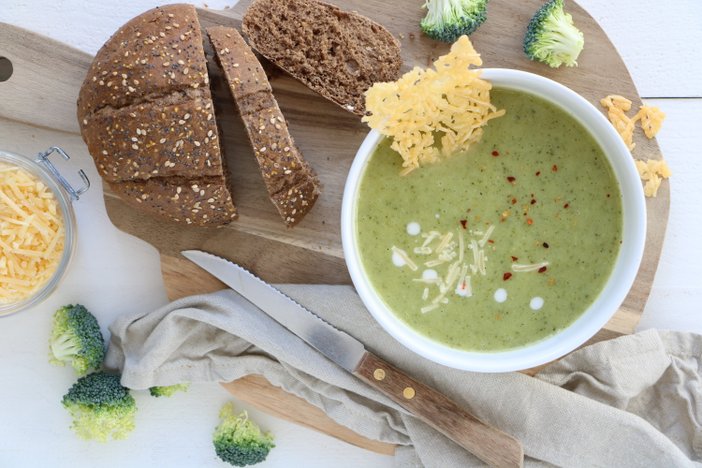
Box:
(207, 26, 320, 226)
(242, 0, 402, 116)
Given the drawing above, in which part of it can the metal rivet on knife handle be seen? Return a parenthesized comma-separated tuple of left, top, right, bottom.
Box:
(403, 387, 416, 400)
(373, 368, 386, 381)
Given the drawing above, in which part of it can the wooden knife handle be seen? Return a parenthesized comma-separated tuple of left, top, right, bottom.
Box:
(354, 351, 523, 468)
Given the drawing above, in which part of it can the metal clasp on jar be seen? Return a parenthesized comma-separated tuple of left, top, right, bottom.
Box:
(35, 147, 90, 201)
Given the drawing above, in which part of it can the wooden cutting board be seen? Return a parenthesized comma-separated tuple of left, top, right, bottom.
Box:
(0, 0, 669, 456)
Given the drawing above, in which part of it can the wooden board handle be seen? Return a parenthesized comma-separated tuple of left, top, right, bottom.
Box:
(355, 351, 523, 467)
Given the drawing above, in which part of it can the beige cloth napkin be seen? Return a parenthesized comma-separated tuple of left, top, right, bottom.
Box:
(105, 286, 702, 467)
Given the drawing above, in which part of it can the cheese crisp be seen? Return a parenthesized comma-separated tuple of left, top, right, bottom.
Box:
(0, 163, 65, 303)
(363, 35, 505, 175)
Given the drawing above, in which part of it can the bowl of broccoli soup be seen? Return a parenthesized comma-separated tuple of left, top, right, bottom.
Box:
(341, 69, 646, 372)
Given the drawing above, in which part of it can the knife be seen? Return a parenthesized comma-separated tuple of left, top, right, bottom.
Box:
(182, 250, 524, 467)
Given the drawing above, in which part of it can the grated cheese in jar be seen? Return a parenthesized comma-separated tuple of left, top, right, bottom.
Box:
(0, 162, 65, 303)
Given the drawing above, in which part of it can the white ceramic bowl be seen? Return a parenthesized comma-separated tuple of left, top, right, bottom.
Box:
(341, 69, 646, 372)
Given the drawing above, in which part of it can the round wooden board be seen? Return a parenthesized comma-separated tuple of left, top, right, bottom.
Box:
(137, 0, 669, 339)
(0, 0, 669, 455)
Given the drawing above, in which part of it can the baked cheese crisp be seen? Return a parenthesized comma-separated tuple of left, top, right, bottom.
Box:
(363, 35, 505, 175)
(0, 163, 65, 303)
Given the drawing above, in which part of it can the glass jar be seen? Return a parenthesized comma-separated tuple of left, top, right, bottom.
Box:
(0, 147, 89, 316)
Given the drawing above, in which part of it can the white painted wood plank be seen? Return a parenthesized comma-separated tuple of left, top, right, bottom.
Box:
(576, 0, 702, 97)
(637, 98, 702, 333)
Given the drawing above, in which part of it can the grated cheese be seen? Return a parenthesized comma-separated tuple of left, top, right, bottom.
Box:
(0, 163, 64, 303)
(391, 246, 418, 271)
(634, 106, 665, 139)
(363, 35, 505, 175)
(600, 95, 636, 150)
(391, 222, 497, 313)
(635, 159, 672, 197)
(600, 95, 666, 150)
(512, 261, 549, 273)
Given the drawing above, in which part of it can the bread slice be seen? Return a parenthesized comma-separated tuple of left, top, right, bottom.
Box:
(242, 0, 402, 116)
(207, 26, 320, 226)
(77, 4, 237, 226)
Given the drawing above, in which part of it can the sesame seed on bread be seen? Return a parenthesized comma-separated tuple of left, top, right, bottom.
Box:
(207, 26, 320, 226)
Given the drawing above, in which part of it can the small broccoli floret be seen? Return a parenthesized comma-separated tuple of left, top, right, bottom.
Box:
(149, 383, 190, 397)
(523, 0, 584, 68)
(213, 403, 275, 466)
(420, 0, 488, 43)
(62, 371, 137, 442)
(49, 304, 105, 376)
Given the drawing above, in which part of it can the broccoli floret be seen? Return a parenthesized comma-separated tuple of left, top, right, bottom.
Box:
(49, 304, 105, 376)
(149, 383, 190, 397)
(213, 403, 275, 466)
(420, 0, 488, 42)
(61, 371, 137, 442)
(523, 0, 584, 68)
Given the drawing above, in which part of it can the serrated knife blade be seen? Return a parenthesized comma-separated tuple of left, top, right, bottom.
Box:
(181, 249, 366, 371)
(182, 249, 523, 467)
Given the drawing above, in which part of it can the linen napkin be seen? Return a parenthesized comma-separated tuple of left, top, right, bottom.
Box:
(105, 286, 702, 467)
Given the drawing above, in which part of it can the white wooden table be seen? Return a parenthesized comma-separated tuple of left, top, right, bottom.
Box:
(1, 1, 700, 466)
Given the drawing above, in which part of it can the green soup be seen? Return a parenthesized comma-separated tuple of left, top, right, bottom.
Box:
(355, 88, 623, 351)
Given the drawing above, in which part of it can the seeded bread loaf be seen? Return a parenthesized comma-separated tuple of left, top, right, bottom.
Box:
(207, 26, 320, 226)
(242, 0, 402, 116)
(77, 4, 237, 226)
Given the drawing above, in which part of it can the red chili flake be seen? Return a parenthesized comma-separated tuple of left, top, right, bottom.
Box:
(491, 150, 500, 157)
(487, 239, 495, 244)
(511, 197, 517, 205)
(507, 176, 516, 183)
(530, 199, 537, 205)
(543, 242, 550, 248)
(538, 266, 548, 273)
(459, 219, 468, 229)
(552, 164, 558, 172)
(511, 256, 518, 262)
(535, 171, 541, 176)
(563, 203, 570, 209)
(503, 272, 513, 281)
(527, 218, 534, 225)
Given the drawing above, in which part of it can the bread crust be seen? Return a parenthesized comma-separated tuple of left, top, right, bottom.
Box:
(108, 177, 238, 226)
(208, 26, 320, 226)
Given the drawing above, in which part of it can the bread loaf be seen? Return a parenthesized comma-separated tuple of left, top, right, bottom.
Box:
(77, 4, 237, 226)
(207, 26, 320, 226)
(242, 0, 402, 116)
